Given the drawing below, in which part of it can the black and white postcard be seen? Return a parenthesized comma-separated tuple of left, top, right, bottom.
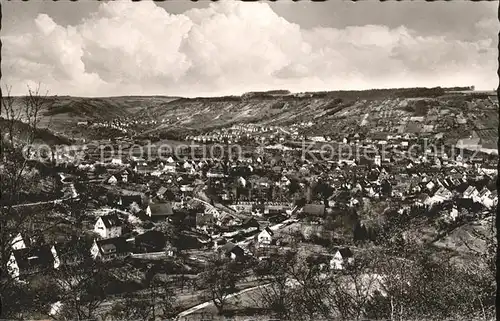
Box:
(0, 1, 497, 320)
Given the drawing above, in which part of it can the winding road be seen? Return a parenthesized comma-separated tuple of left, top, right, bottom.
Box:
(175, 282, 272, 320)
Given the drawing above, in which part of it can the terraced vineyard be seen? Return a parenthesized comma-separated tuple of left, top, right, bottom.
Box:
(3, 88, 497, 143)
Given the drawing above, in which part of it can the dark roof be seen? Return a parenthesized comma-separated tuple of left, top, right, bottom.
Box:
(303, 204, 326, 216)
(268, 213, 287, 223)
(99, 213, 122, 228)
(220, 242, 244, 256)
(307, 253, 331, 265)
(12, 245, 55, 273)
(220, 242, 237, 253)
(252, 204, 265, 211)
(135, 230, 166, 249)
(262, 227, 274, 236)
(136, 164, 155, 172)
(242, 217, 259, 226)
(95, 237, 129, 256)
(157, 186, 168, 196)
(149, 202, 174, 216)
(196, 213, 216, 226)
(121, 194, 143, 206)
(406, 122, 422, 134)
(333, 247, 353, 258)
(121, 168, 134, 175)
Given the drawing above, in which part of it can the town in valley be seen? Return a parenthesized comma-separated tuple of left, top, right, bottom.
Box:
(1, 1, 497, 320)
(1, 86, 497, 320)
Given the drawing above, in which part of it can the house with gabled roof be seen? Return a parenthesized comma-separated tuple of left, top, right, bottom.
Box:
(8, 245, 58, 280)
(480, 164, 497, 176)
(302, 204, 325, 217)
(162, 157, 177, 173)
(256, 227, 274, 247)
(330, 247, 354, 270)
(415, 193, 430, 207)
(241, 217, 260, 229)
(278, 175, 291, 187)
(478, 187, 496, 208)
(146, 202, 174, 221)
(219, 242, 245, 260)
(121, 194, 143, 210)
(90, 236, 130, 261)
(429, 186, 453, 204)
(105, 174, 119, 185)
(10, 233, 31, 251)
(156, 186, 168, 198)
(94, 213, 122, 239)
(463, 185, 480, 201)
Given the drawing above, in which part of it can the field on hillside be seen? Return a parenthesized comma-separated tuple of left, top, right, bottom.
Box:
(3, 89, 497, 143)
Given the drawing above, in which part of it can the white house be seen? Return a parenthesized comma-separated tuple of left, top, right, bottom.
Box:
(183, 161, 195, 173)
(11, 233, 28, 250)
(278, 175, 291, 187)
(426, 186, 453, 205)
(107, 175, 118, 185)
(330, 248, 354, 270)
(311, 136, 326, 142)
(180, 184, 194, 192)
(443, 206, 459, 222)
(478, 187, 497, 208)
(257, 227, 274, 247)
(463, 186, 480, 201)
(426, 181, 435, 191)
(163, 161, 177, 173)
(49, 301, 63, 317)
(94, 213, 122, 239)
(237, 176, 247, 187)
(111, 158, 123, 165)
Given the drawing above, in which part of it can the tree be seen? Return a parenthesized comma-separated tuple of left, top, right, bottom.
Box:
(370, 235, 496, 321)
(52, 260, 110, 321)
(323, 253, 387, 321)
(197, 257, 241, 315)
(107, 274, 176, 321)
(252, 253, 295, 319)
(1, 84, 55, 303)
(371, 244, 419, 321)
(253, 251, 338, 321)
(457, 215, 496, 319)
(0, 275, 60, 319)
(107, 294, 152, 320)
(313, 180, 334, 207)
(154, 276, 176, 319)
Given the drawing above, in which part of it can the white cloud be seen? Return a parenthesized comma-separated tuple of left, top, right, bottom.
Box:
(1, 1, 497, 97)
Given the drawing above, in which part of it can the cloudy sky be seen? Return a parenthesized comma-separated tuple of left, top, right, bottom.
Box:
(2, 0, 497, 97)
